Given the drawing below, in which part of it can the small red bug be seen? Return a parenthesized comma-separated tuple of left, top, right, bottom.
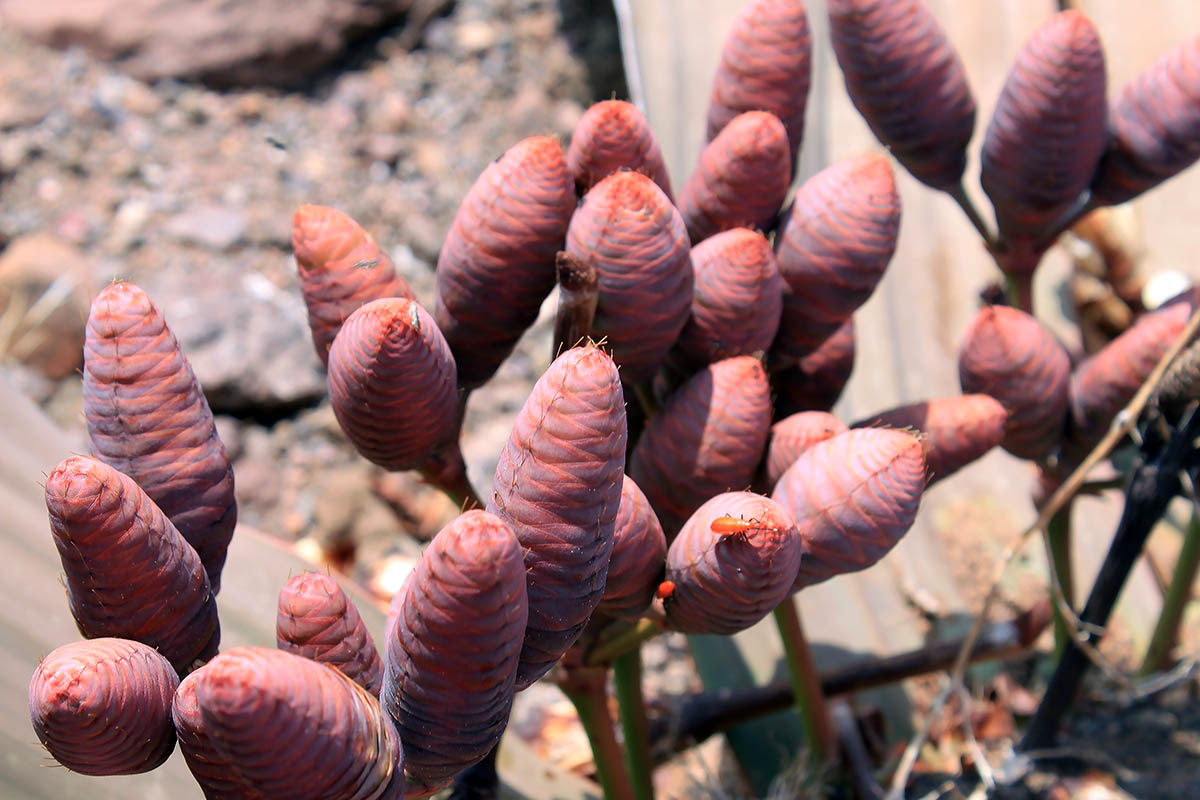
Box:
(711, 515, 756, 540)
(656, 581, 676, 600)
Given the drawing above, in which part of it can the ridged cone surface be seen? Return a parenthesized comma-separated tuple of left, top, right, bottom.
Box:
(852, 394, 1006, 485)
(765, 411, 848, 487)
(565, 172, 693, 383)
(382, 510, 527, 793)
(631, 356, 772, 535)
(190, 647, 404, 800)
(567, 100, 673, 198)
(675, 228, 783, 369)
(829, 0, 976, 189)
(487, 345, 627, 688)
(980, 10, 1108, 241)
(597, 476, 668, 620)
(45, 455, 220, 675)
(1093, 35, 1200, 206)
(328, 298, 458, 472)
(83, 281, 236, 594)
(774, 154, 899, 346)
(277, 572, 383, 696)
(292, 204, 413, 365)
(771, 428, 926, 589)
(678, 110, 792, 243)
(663, 492, 802, 634)
(1155, 337, 1200, 421)
(958, 305, 1071, 460)
(174, 672, 256, 799)
(772, 318, 857, 417)
(30, 638, 178, 776)
(706, 0, 812, 159)
(434, 135, 575, 389)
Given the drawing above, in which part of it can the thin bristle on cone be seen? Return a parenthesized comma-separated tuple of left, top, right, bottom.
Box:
(764, 411, 848, 487)
(678, 110, 792, 243)
(630, 356, 772, 536)
(565, 171, 693, 384)
(45, 455, 220, 675)
(487, 345, 627, 689)
(674, 227, 783, 370)
(327, 297, 458, 472)
(596, 476, 668, 621)
(292, 204, 414, 365)
(706, 0, 812, 160)
(772, 318, 857, 417)
(1092, 35, 1200, 206)
(829, 0, 976, 190)
(435, 136, 576, 389)
(662, 492, 802, 634)
(30, 638, 178, 776)
(277, 572, 383, 696)
(958, 305, 1071, 461)
(774, 153, 900, 347)
(771, 427, 926, 589)
(852, 394, 1007, 485)
(567, 100, 673, 198)
(83, 281, 236, 594)
(187, 647, 404, 800)
(382, 510, 526, 794)
(980, 9, 1108, 246)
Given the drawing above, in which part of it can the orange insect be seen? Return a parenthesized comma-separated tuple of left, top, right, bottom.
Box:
(656, 581, 676, 600)
(710, 515, 756, 538)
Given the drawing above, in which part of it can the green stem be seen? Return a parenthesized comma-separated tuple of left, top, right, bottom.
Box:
(772, 598, 838, 765)
(948, 182, 997, 250)
(1045, 500, 1075, 663)
(613, 649, 654, 800)
(586, 615, 666, 667)
(562, 668, 638, 800)
(1140, 510, 1200, 675)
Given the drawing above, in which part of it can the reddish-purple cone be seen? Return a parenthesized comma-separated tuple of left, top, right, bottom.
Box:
(277, 572, 383, 696)
(30, 638, 178, 776)
(327, 298, 458, 472)
(772, 318, 857, 417)
(567, 99, 674, 198)
(45, 455, 220, 675)
(173, 672, 252, 799)
(487, 345, 627, 688)
(663, 493, 802, 634)
(765, 411, 848, 488)
(435, 136, 576, 389)
(772, 428, 926, 589)
(631, 356, 772, 536)
(83, 281, 236, 594)
(829, 0, 976, 190)
(383, 511, 527, 793)
(596, 476, 668, 621)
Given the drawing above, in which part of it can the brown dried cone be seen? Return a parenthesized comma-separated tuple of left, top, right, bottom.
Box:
(772, 428, 926, 589)
(434, 135, 576, 389)
(83, 281, 236, 594)
(382, 510, 527, 794)
(852, 394, 1007, 485)
(662, 492, 802, 634)
(958, 305, 1071, 461)
(30, 638, 179, 776)
(567, 99, 674, 198)
(764, 411, 848, 488)
(292, 204, 414, 365)
(774, 154, 900, 346)
(328, 297, 458, 472)
(1092, 35, 1200, 207)
(980, 10, 1107, 251)
(674, 227, 783, 370)
(277, 572, 383, 696)
(184, 647, 404, 800)
(45, 455, 220, 675)
(828, 0, 976, 191)
(595, 476, 668, 621)
(706, 0, 812, 160)
(630, 356, 772, 536)
(565, 171, 693, 383)
(487, 345, 627, 688)
(772, 318, 857, 417)
(677, 110, 793, 243)
(1154, 337, 1200, 423)
(1070, 298, 1195, 449)
(173, 672, 252, 799)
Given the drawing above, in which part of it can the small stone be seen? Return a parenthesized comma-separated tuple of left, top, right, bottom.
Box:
(456, 21, 498, 54)
(163, 204, 247, 250)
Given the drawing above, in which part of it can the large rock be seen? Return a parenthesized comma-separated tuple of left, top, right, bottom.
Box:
(0, 0, 416, 87)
